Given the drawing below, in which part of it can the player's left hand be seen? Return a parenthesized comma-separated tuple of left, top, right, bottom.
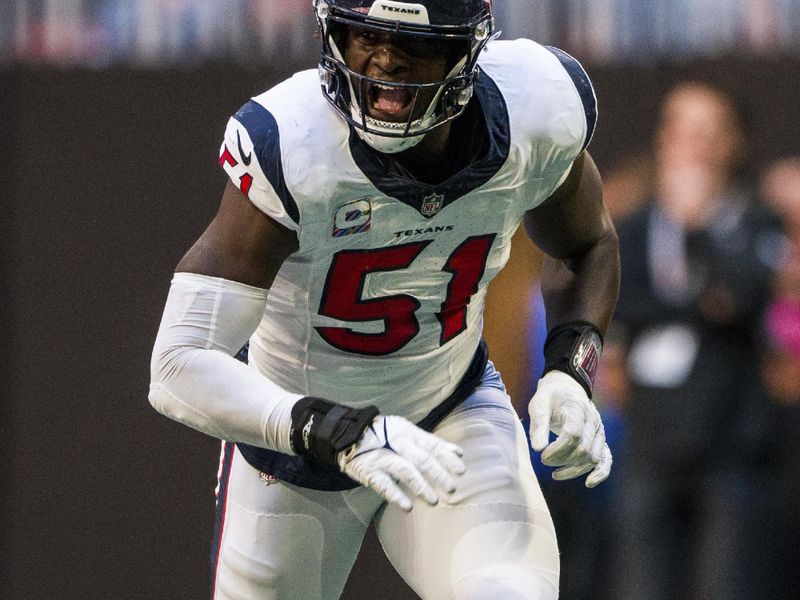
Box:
(337, 415, 466, 511)
(528, 370, 612, 487)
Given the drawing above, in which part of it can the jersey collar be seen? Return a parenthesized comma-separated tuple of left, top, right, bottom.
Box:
(348, 67, 511, 218)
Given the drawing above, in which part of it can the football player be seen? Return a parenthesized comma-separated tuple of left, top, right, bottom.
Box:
(149, 1, 620, 598)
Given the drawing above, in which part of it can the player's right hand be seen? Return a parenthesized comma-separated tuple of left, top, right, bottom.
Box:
(337, 415, 466, 511)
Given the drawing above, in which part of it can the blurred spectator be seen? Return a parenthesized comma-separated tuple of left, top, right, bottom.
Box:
(760, 156, 800, 298)
(752, 297, 800, 598)
(610, 81, 781, 600)
(248, 0, 315, 58)
(0, 2, 15, 64)
(761, 298, 800, 406)
(754, 159, 800, 598)
(7, 0, 314, 66)
(497, 0, 800, 63)
(601, 154, 653, 221)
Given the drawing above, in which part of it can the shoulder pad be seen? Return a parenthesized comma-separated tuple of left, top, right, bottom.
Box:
(544, 46, 598, 152)
(218, 100, 300, 230)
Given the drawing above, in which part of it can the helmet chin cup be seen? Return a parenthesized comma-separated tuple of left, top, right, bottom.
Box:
(349, 104, 429, 153)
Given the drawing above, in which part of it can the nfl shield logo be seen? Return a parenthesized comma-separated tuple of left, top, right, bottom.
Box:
(420, 193, 444, 217)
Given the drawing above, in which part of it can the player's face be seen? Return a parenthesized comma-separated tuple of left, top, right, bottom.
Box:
(343, 26, 452, 123)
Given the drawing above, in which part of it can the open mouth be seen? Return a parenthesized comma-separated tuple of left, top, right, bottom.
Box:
(367, 82, 415, 121)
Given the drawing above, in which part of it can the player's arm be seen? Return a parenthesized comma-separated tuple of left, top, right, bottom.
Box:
(149, 181, 463, 510)
(149, 181, 301, 453)
(523, 151, 620, 487)
(524, 151, 619, 335)
(176, 179, 298, 287)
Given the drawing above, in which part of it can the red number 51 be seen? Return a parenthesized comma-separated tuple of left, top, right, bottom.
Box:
(316, 234, 496, 355)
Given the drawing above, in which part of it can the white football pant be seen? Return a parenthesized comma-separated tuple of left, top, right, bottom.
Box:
(211, 366, 559, 600)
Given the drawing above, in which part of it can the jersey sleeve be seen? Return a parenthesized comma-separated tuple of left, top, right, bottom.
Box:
(480, 39, 600, 210)
(537, 45, 598, 197)
(544, 46, 597, 155)
(218, 100, 300, 231)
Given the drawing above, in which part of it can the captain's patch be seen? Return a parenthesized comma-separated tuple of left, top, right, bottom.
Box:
(333, 198, 372, 237)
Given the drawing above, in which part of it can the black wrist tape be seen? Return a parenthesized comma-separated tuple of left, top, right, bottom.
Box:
(543, 321, 603, 398)
(290, 397, 380, 465)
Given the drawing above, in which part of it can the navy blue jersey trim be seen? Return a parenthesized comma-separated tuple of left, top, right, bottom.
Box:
(545, 46, 597, 152)
(210, 441, 235, 595)
(348, 69, 510, 217)
(417, 338, 488, 430)
(233, 100, 300, 224)
(235, 339, 489, 491)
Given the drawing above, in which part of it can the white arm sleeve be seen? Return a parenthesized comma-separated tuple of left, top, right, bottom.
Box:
(148, 272, 302, 454)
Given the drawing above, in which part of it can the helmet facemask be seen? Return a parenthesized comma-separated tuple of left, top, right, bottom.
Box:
(315, 0, 494, 154)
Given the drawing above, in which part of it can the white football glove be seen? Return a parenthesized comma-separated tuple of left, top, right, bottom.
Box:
(529, 370, 612, 488)
(337, 415, 466, 511)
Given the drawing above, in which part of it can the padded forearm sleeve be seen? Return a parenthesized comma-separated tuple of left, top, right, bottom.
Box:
(290, 397, 379, 465)
(148, 272, 302, 453)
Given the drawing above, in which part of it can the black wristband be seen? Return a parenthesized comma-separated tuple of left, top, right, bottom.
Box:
(290, 397, 379, 465)
(543, 321, 603, 398)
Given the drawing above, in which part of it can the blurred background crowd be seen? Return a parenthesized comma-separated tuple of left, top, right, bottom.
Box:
(4, 0, 800, 66)
(2, 1, 799, 599)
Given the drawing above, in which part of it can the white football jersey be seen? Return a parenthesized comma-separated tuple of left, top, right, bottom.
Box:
(219, 38, 596, 425)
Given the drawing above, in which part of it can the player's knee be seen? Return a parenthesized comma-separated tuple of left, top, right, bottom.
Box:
(453, 564, 558, 600)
